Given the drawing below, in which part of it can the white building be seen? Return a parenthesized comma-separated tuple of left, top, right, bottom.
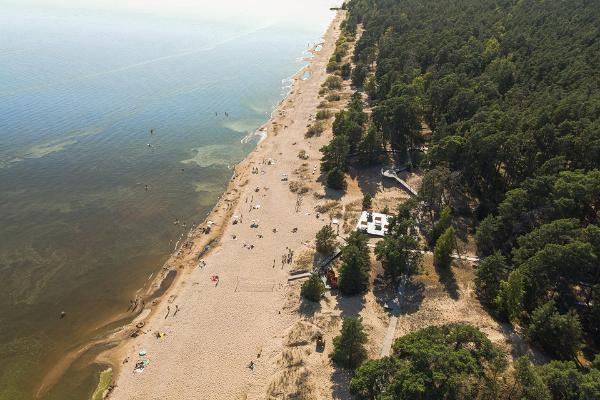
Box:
(356, 211, 390, 237)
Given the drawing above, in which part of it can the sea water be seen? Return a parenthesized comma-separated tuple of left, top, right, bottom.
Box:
(0, 0, 339, 398)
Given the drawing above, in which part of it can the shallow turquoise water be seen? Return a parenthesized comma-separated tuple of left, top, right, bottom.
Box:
(0, 1, 338, 398)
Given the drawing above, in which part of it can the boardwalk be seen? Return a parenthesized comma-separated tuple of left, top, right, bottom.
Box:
(380, 315, 398, 357)
(381, 168, 418, 197)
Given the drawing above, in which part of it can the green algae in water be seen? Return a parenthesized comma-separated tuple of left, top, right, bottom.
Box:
(91, 368, 112, 400)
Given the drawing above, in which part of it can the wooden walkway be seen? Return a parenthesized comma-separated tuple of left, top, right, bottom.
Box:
(381, 168, 418, 197)
(380, 315, 398, 357)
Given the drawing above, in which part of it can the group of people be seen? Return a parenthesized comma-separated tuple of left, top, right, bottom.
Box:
(281, 247, 295, 267)
(164, 304, 180, 319)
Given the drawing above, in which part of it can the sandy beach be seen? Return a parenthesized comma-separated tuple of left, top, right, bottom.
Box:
(106, 10, 351, 399)
(94, 6, 524, 399)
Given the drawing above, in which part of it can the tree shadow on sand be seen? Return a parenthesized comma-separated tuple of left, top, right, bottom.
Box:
(331, 364, 353, 400)
(315, 171, 345, 200)
(299, 298, 322, 317)
(334, 291, 366, 319)
(372, 276, 425, 316)
(348, 165, 390, 197)
(435, 262, 460, 300)
(398, 280, 425, 315)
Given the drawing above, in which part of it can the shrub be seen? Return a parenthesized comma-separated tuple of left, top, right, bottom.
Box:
(341, 63, 351, 80)
(316, 109, 332, 120)
(305, 121, 324, 138)
(325, 75, 342, 90)
(289, 180, 309, 194)
(301, 274, 325, 302)
(326, 60, 339, 73)
(315, 225, 337, 254)
(326, 93, 341, 102)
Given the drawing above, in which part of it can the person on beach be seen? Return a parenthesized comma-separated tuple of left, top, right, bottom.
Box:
(165, 306, 170, 319)
(173, 305, 179, 317)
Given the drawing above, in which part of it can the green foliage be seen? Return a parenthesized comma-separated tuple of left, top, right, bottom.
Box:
(514, 357, 552, 400)
(316, 109, 332, 120)
(349, 357, 402, 400)
(513, 357, 600, 400)
(471, 171, 600, 345)
(526, 301, 582, 360)
(326, 167, 346, 190)
(320, 92, 367, 186)
(330, 317, 368, 369)
(475, 252, 508, 305)
(537, 360, 589, 400)
(475, 215, 501, 257)
(361, 193, 372, 210)
(324, 75, 342, 90)
(494, 269, 525, 322)
(371, 95, 422, 164)
(321, 135, 350, 173)
(338, 231, 370, 295)
(351, 63, 367, 87)
(430, 206, 452, 246)
(512, 219, 582, 265)
(326, 60, 339, 73)
(326, 93, 341, 102)
(342, 0, 600, 382)
(375, 207, 421, 281)
(418, 166, 451, 219)
(351, 324, 506, 399)
(332, 111, 363, 151)
(91, 368, 113, 400)
(315, 225, 337, 254)
(357, 125, 382, 165)
(341, 63, 351, 80)
(300, 274, 325, 302)
(305, 121, 325, 138)
(433, 226, 455, 270)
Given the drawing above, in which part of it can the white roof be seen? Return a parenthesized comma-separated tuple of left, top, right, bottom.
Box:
(355, 211, 390, 237)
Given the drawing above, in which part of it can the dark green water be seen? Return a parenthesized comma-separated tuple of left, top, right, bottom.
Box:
(0, 1, 338, 398)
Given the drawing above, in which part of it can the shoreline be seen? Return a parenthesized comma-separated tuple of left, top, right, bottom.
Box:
(103, 11, 344, 398)
(40, 9, 345, 400)
(34, 12, 341, 399)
